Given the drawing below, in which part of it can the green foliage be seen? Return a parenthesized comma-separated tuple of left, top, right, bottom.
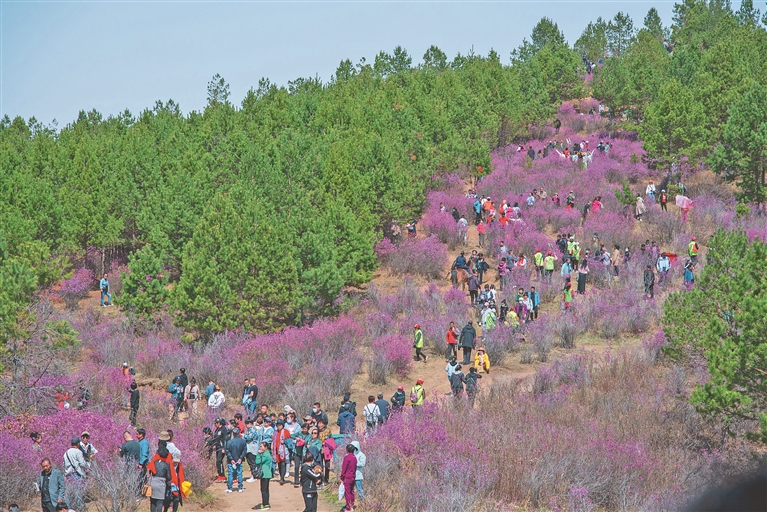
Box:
(530, 17, 566, 50)
(0, 48, 555, 337)
(663, 230, 767, 441)
(606, 12, 636, 55)
(643, 7, 668, 41)
(119, 245, 169, 317)
(575, 18, 608, 61)
(614, 181, 635, 206)
(710, 83, 767, 204)
(169, 189, 299, 337)
(639, 79, 709, 172)
(0, 233, 39, 348)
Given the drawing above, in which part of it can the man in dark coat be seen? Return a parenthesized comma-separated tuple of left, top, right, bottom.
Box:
(458, 321, 476, 365)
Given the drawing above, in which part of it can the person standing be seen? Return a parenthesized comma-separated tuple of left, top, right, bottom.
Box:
(129, 382, 140, 426)
(577, 258, 589, 295)
(476, 220, 486, 248)
(340, 444, 358, 512)
(684, 259, 696, 291)
(498, 258, 510, 292)
(208, 386, 225, 411)
(374, 393, 389, 423)
(635, 194, 646, 221)
(410, 379, 425, 409)
(563, 282, 573, 311)
(529, 287, 541, 321)
(169, 377, 184, 421)
(362, 396, 381, 434)
(118, 431, 141, 463)
(39, 458, 65, 512)
(467, 272, 479, 305)
(534, 249, 544, 281)
(205, 381, 215, 402)
(272, 421, 291, 485)
(254, 442, 273, 510)
(209, 418, 227, 483)
(146, 446, 172, 512)
(688, 237, 699, 264)
(351, 441, 366, 502)
(63, 437, 88, 479)
(390, 386, 406, 412)
(413, 324, 427, 363)
(300, 453, 322, 512)
(79, 432, 98, 463)
(246, 378, 259, 414)
(458, 321, 476, 365)
(184, 378, 200, 417)
(225, 427, 246, 493)
(445, 322, 459, 360)
(646, 181, 656, 201)
(643, 265, 655, 299)
(659, 190, 668, 211)
(137, 428, 150, 486)
(99, 274, 112, 307)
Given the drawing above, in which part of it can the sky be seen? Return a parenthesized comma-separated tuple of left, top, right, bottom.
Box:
(2, 1, 680, 125)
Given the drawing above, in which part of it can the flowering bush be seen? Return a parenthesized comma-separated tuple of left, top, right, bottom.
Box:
(57, 268, 94, 309)
(368, 335, 413, 384)
(379, 235, 448, 280)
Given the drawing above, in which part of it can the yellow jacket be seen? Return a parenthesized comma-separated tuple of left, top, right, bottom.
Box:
(475, 352, 490, 372)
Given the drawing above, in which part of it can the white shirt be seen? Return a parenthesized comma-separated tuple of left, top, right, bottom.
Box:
(208, 391, 225, 408)
(355, 451, 366, 481)
(363, 403, 381, 424)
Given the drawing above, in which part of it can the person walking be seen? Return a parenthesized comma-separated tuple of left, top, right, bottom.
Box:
(449, 365, 464, 399)
(169, 377, 184, 421)
(146, 446, 172, 512)
(374, 393, 389, 423)
(184, 378, 200, 417)
(688, 237, 699, 264)
(390, 386, 406, 413)
(445, 357, 459, 393)
(225, 427, 246, 493)
(659, 190, 668, 211)
(529, 287, 540, 321)
(563, 282, 573, 311)
(129, 382, 140, 426)
(445, 322, 459, 361)
(254, 442, 273, 509)
(533, 249, 544, 281)
(467, 272, 479, 305)
(410, 379, 425, 409)
(635, 194, 646, 221)
(458, 321, 476, 365)
(643, 265, 655, 299)
(299, 452, 322, 512)
(543, 252, 557, 282)
(137, 428, 150, 486)
(99, 274, 112, 307)
(464, 367, 482, 408)
(272, 421, 291, 485)
(340, 444, 358, 512)
(498, 258, 510, 292)
(412, 324, 427, 363)
(39, 458, 65, 512)
(684, 259, 696, 291)
(362, 396, 381, 434)
(476, 220, 486, 248)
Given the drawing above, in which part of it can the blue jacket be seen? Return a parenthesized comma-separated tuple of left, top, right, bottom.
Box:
(375, 399, 390, 421)
(454, 255, 468, 270)
(225, 437, 247, 462)
(337, 410, 355, 434)
(473, 200, 482, 214)
(40, 468, 66, 504)
(530, 291, 540, 308)
(100, 278, 109, 291)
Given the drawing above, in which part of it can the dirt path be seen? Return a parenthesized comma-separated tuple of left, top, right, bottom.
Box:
(196, 478, 335, 512)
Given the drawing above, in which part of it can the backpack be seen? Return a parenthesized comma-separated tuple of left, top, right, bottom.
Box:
(365, 404, 379, 425)
(410, 386, 421, 404)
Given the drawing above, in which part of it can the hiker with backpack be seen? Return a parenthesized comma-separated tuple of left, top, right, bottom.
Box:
(413, 324, 427, 363)
(465, 367, 483, 408)
(449, 365, 465, 399)
(410, 379, 425, 409)
(362, 396, 381, 434)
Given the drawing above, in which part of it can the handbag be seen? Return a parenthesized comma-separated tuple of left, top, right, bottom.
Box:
(142, 483, 152, 497)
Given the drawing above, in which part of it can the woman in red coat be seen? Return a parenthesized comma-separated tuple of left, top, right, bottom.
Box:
(272, 420, 291, 485)
(340, 444, 358, 512)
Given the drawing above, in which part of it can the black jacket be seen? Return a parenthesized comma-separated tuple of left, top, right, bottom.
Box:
(390, 391, 406, 408)
(458, 324, 476, 349)
(130, 389, 140, 410)
(300, 463, 321, 493)
(207, 426, 227, 452)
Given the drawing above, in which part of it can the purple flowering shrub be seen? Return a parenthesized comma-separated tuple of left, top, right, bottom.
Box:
(377, 235, 448, 280)
(56, 268, 94, 309)
(368, 334, 413, 384)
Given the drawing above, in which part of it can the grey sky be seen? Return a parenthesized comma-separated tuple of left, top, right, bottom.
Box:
(3, 1, 677, 124)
